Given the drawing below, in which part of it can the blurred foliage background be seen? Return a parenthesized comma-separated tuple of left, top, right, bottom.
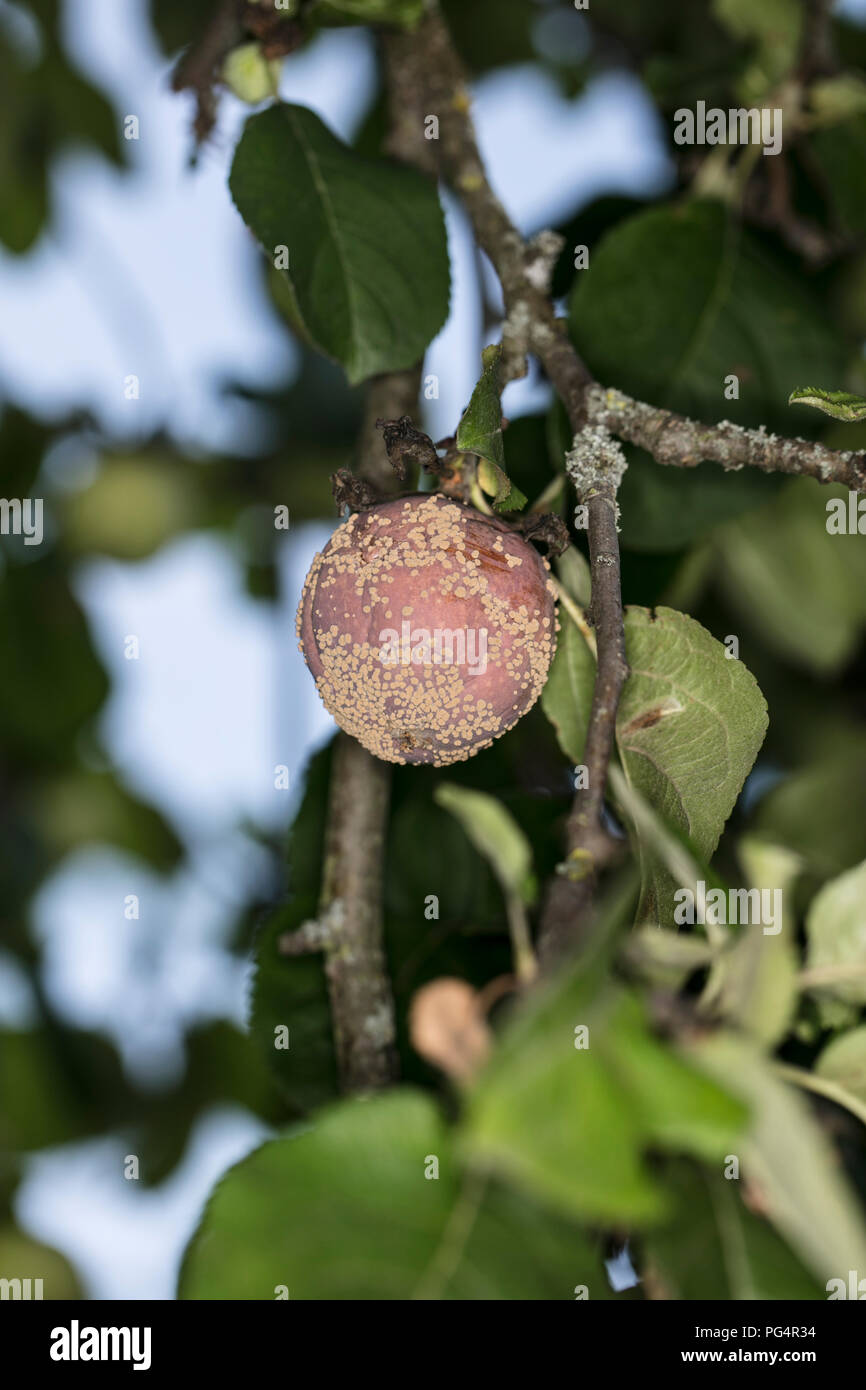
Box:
(3, 0, 866, 1300)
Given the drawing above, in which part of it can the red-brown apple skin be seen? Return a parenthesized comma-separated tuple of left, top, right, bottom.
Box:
(296, 493, 558, 766)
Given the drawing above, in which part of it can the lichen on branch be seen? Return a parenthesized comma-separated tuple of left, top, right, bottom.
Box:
(587, 385, 866, 493)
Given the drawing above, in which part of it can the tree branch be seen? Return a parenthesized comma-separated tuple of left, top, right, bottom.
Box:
(172, 0, 303, 144)
(308, 368, 421, 1092)
(384, 4, 863, 967)
(171, 0, 243, 144)
(386, 8, 628, 965)
(318, 731, 398, 1092)
(310, 354, 421, 1092)
(587, 385, 866, 492)
(799, 0, 837, 82)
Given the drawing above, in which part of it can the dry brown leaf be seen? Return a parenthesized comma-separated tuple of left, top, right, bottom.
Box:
(409, 978, 492, 1083)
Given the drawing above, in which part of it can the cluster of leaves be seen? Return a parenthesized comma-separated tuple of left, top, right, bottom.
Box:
(178, 0, 866, 1301)
(183, 595, 866, 1296)
(4, 0, 866, 1301)
(0, 410, 301, 1290)
(0, 0, 125, 253)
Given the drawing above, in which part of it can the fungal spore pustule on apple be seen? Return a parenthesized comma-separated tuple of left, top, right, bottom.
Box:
(296, 493, 559, 766)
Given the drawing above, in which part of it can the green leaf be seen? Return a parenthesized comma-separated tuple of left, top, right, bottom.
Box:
(179, 1089, 615, 1299)
(0, 559, 108, 766)
(151, 0, 217, 54)
(752, 744, 866, 880)
(251, 746, 520, 1109)
(816, 1026, 866, 1106)
(712, 0, 802, 93)
(221, 43, 281, 104)
(779, 1060, 866, 1133)
(623, 927, 716, 990)
(608, 761, 729, 924)
(717, 480, 866, 675)
(249, 744, 339, 1115)
(0, 1023, 196, 1160)
(617, 454, 781, 554)
(805, 860, 866, 1004)
(229, 103, 450, 383)
(458, 345, 506, 470)
(809, 75, 866, 126)
(440, 0, 535, 73)
(712, 0, 801, 50)
(62, 455, 200, 559)
(540, 606, 595, 764)
(0, 1228, 83, 1301)
(457, 346, 527, 511)
(700, 837, 800, 1047)
(616, 607, 768, 925)
(606, 994, 746, 1159)
(570, 203, 845, 422)
(476, 457, 528, 512)
(569, 202, 846, 547)
(503, 413, 558, 506)
(646, 1160, 823, 1300)
(809, 114, 866, 237)
(465, 964, 746, 1226)
(383, 776, 518, 1081)
(542, 607, 768, 926)
(556, 544, 592, 607)
(693, 1032, 866, 1283)
(30, 769, 182, 871)
(0, 36, 124, 254)
(0, 1031, 92, 1151)
(788, 386, 866, 421)
(434, 783, 534, 904)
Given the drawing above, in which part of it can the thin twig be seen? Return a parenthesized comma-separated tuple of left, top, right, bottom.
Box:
(775, 1063, 866, 1130)
(549, 577, 597, 658)
(171, 0, 243, 144)
(797, 962, 866, 989)
(505, 894, 538, 987)
(798, 0, 837, 82)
